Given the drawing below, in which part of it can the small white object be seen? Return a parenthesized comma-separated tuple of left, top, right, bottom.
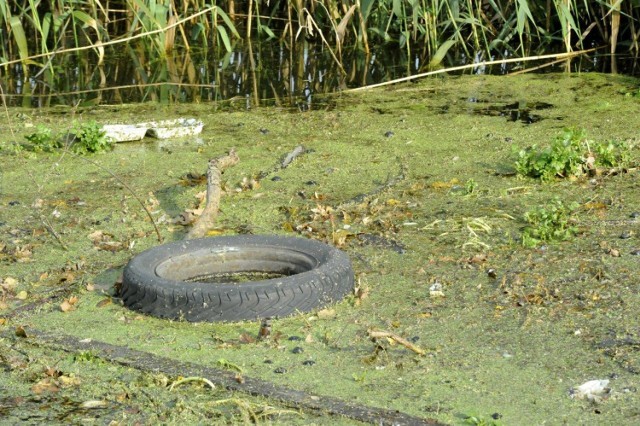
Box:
(570, 379, 610, 402)
(429, 282, 444, 298)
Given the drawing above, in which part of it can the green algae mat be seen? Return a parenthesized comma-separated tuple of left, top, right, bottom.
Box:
(2, 73, 640, 424)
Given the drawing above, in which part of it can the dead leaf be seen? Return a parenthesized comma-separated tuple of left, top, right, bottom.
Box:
(97, 241, 124, 252)
(58, 375, 81, 387)
(14, 246, 33, 262)
(16, 290, 28, 300)
(88, 230, 104, 242)
(59, 272, 75, 283)
(32, 378, 59, 394)
(60, 297, 78, 313)
(2, 277, 18, 291)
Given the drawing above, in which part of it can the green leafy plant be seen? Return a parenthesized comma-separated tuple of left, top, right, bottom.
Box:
(465, 178, 478, 195)
(515, 128, 585, 182)
(594, 139, 631, 168)
(522, 199, 579, 247)
(24, 125, 61, 152)
(515, 129, 633, 181)
(69, 121, 112, 154)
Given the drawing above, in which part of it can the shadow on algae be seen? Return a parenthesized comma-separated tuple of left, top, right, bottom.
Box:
(1, 73, 640, 425)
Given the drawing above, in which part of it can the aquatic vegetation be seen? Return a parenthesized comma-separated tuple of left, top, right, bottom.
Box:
(23, 121, 112, 154)
(522, 199, 579, 247)
(515, 128, 633, 182)
(69, 120, 111, 154)
(0, 1, 636, 108)
(24, 124, 61, 153)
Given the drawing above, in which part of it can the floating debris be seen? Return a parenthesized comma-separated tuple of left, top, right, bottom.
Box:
(570, 379, 610, 402)
(429, 282, 444, 298)
(102, 118, 204, 142)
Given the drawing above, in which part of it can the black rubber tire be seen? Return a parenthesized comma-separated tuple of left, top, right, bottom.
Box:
(121, 235, 354, 322)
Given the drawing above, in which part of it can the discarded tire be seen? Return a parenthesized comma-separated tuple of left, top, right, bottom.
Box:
(121, 235, 354, 322)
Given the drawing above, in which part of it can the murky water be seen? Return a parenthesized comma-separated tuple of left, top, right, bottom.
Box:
(3, 39, 640, 108)
(2, 72, 640, 424)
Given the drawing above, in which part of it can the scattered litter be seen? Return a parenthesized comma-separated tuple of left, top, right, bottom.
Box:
(570, 379, 610, 402)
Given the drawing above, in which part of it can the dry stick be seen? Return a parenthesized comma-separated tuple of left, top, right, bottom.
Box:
(66, 152, 163, 243)
(281, 145, 305, 168)
(368, 330, 426, 356)
(187, 149, 239, 239)
(0, 6, 216, 68)
(345, 47, 600, 93)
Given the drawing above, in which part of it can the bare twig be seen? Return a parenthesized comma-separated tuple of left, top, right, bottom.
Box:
(39, 214, 68, 250)
(368, 330, 426, 355)
(281, 145, 305, 168)
(187, 149, 240, 239)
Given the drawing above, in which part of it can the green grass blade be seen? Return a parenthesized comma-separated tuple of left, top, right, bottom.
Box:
(429, 38, 456, 67)
(216, 25, 232, 52)
(9, 16, 31, 65)
(215, 7, 241, 39)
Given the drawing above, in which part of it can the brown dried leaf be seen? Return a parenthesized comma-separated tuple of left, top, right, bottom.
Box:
(97, 241, 124, 252)
(14, 246, 33, 262)
(2, 277, 18, 291)
(88, 230, 105, 242)
(32, 378, 59, 394)
(58, 375, 81, 387)
(60, 300, 74, 312)
(59, 272, 75, 284)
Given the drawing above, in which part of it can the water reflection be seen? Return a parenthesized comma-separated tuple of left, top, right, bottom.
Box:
(2, 39, 639, 108)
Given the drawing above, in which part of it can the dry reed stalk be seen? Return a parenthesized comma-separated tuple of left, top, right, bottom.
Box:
(610, 0, 620, 54)
(346, 47, 600, 92)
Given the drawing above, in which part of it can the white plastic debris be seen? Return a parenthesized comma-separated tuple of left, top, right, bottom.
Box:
(145, 118, 204, 139)
(102, 124, 147, 142)
(102, 118, 204, 142)
(429, 282, 444, 298)
(570, 379, 610, 402)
